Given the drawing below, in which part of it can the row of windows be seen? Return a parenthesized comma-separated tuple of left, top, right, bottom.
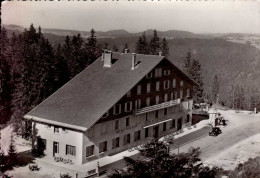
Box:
(86, 117, 182, 157)
(107, 88, 190, 116)
(146, 68, 170, 78)
(126, 79, 184, 97)
(86, 130, 142, 157)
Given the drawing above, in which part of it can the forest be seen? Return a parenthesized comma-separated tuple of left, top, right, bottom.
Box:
(1, 24, 260, 132)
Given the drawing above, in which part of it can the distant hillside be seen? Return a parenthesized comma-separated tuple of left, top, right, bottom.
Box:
(3, 24, 260, 101)
(3, 24, 212, 39)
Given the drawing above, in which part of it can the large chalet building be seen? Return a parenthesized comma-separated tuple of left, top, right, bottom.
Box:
(24, 50, 197, 169)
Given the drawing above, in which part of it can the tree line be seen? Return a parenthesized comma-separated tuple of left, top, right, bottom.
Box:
(0, 26, 171, 130)
(0, 24, 105, 130)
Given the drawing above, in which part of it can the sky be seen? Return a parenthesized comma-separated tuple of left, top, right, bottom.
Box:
(2, 0, 260, 34)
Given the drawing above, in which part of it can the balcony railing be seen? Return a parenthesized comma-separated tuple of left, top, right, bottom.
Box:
(135, 99, 181, 115)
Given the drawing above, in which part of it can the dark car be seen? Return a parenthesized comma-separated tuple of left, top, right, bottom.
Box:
(209, 127, 222, 136)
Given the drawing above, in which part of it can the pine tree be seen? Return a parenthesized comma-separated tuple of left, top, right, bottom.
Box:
(212, 74, 220, 104)
(54, 43, 70, 89)
(0, 27, 13, 124)
(84, 29, 101, 65)
(183, 52, 192, 76)
(149, 30, 161, 55)
(161, 37, 169, 58)
(183, 52, 204, 103)
(122, 43, 129, 53)
(135, 32, 149, 54)
(7, 133, 18, 166)
(112, 44, 119, 52)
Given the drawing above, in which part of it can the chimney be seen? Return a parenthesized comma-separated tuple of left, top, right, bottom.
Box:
(124, 49, 129, 53)
(131, 53, 136, 70)
(159, 51, 162, 56)
(103, 50, 112, 67)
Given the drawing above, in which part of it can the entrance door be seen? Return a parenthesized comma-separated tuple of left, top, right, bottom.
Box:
(153, 125, 159, 138)
(177, 118, 182, 131)
(53, 142, 59, 157)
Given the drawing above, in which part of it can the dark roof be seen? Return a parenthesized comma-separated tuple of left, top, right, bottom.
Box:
(24, 53, 197, 131)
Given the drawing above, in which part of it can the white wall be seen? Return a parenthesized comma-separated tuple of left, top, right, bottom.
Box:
(35, 122, 83, 165)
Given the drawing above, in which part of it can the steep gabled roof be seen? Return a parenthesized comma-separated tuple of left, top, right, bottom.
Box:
(24, 52, 197, 132)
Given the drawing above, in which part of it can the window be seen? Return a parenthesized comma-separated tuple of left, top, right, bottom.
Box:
(112, 137, 120, 148)
(134, 130, 141, 141)
(146, 97, 150, 107)
(155, 110, 159, 118)
(137, 85, 141, 95)
(187, 88, 190, 97)
(125, 102, 132, 112)
(101, 123, 106, 134)
(88, 169, 96, 175)
(147, 83, 151, 93)
(164, 93, 168, 102)
(54, 126, 59, 133)
(145, 113, 148, 121)
(156, 81, 160, 91)
(180, 80, 184, 87)
(164, 80, 170, 89)
(62, 128, 68, 133)
(164, 108, 168, 115)
(163, 122, 167, 131)
(170, 119, 176, 128)
(126, 117, 130, 127)
(102, 112, 108, 118)
(123, 134, 131, 145)
(114, 104, 121, 115)
(146, 72, 153, 78)
(99, 141, 107, 153)
(66, 145, 76, 156)
(156, 95, 160, 104)
(135, 99, 141, 109)
(172, 79, 176, 88)
(114, 120, 119, 130)
(171, 92, 174, 100)
(180, 90, 183, 99)
(155, 68, 162, 77)
(126, 90, 131, 97)
(174, 91, 178, 99)
(164, 70, 170, 76)
(145, 128, 149, 138)
(86, 145, 94, 157)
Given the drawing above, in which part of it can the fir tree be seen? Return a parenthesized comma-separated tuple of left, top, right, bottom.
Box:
(135, 32, 149, 54)
(122, 43, 129, 53)
(7, 133, 18, 166)
(212, 74, 220, 104)
(161, 37, 169, 58)
(112, 44, 119, 52)
(54, 43, 70, 89)
(85, 29, 101, 64)
(149, 30, 161, 55)
(0, 27, 13, 124)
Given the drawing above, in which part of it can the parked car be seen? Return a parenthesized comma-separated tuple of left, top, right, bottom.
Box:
(209, 127, 222, 136)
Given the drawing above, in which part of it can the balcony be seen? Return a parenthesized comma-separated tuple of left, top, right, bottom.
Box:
(135, 99, 181, 115)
